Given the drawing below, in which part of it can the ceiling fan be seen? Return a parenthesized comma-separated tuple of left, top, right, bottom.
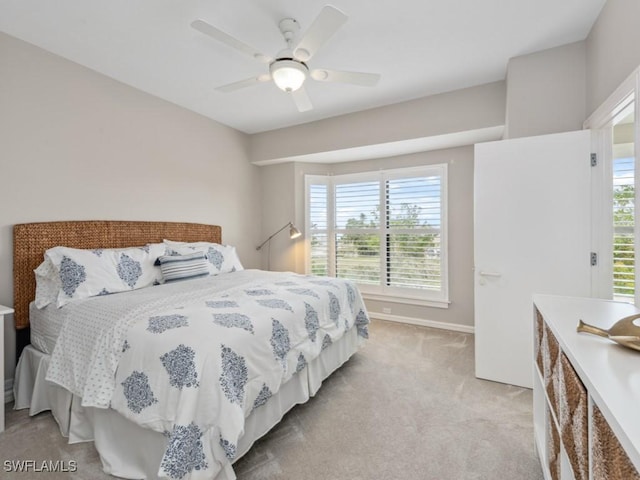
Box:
(191, 5, 380, 112)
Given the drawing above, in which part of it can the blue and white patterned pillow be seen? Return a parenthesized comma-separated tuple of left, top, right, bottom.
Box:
(44, 243, 166, 307)
(157, 252, 210, 283)
(163, 240, 244, 275)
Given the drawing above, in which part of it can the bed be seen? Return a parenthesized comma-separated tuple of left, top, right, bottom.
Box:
(12, 221, 369, 480)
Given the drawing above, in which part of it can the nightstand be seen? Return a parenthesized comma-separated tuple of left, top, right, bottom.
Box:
(0, 305, 13, 433)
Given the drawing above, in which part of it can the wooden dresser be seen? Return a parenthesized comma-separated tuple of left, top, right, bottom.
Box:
(533, 295, 640, 480)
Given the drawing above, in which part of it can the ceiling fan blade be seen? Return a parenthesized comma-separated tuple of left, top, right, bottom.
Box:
(191, 19, 273, 64)
(293, 6, 347, 62)
(291, 87, 313, 112)
(216, 74, 271, 93)
(311, 69, 380, 86)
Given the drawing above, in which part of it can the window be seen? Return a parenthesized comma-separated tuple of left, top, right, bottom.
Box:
(306, 165, 448, 305)
(584, 66, 639, 304)
(612, 102, 635, 301)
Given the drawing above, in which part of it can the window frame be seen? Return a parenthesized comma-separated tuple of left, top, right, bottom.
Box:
(584, 66, 640, 304)
(305, 164, 449, 307)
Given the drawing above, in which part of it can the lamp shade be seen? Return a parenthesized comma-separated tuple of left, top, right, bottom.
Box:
(270, 59, 307, 92)
(289, 224, 302, 239)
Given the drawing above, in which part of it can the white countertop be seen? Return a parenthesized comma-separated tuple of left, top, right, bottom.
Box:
(533, 294, 640, 471)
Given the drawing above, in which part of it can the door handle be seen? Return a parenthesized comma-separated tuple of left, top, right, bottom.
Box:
(478, 271, 502, 277)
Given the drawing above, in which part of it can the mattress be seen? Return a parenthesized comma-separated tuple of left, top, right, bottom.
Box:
(29, 301, 68, 355)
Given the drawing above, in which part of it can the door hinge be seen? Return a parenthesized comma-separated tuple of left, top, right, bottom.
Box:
(591, 153, 597, 167)
(591, 252, 598, 266)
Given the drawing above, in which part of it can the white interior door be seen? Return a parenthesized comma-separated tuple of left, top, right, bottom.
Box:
(474, 130, 592, 388)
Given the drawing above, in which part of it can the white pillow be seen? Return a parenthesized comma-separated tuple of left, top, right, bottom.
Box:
(163, 240, 244, 275)
(44, 243, 166, 307)
(34, 257, 62, 309)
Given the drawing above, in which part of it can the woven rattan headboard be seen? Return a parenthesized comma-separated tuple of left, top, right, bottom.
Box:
(13, 220, 222, 329)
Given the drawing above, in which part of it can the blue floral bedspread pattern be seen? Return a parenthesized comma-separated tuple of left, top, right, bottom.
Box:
(45, 270, 369, 480)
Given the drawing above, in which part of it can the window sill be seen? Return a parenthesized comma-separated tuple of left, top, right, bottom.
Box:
(361, 292, 450, 309)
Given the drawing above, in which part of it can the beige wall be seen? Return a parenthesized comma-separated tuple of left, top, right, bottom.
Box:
(255, 80, 503, 330)
(0, 33, 260, 382)
(258, 162, 298, 271)
(505, 42, 586, 139)
(249, 81, 506, 163)
(262, 147, 475, 329)
(503, 0, 640, 134)
(505, 0, 640, 138)
(586, 0, 640, 116)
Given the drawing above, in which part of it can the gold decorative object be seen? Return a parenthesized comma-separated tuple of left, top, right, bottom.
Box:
(577, 314, 640, 352)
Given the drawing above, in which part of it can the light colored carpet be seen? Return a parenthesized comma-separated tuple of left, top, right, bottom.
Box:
(2, 320, 543, 479)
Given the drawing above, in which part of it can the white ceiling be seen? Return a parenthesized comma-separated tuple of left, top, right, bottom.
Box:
(0, 0, 606, 134)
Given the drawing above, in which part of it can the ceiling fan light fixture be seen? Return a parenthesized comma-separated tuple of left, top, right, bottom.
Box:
(270, 59, 308, 92)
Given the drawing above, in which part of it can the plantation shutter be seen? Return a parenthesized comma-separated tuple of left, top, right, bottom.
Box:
(385, 174, 442, 291)
(308, 182, 329, 276)
(306, 165, 448, 302)
(613, 156, 635, 300)
(335, 179, 380, 285)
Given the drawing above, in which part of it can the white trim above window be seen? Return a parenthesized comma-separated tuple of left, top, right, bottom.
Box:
(305, 165, 449, 305)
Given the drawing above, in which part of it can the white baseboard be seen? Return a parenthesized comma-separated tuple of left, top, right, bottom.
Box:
(370, 311, 474, 334)
(5, 378, 13, 404)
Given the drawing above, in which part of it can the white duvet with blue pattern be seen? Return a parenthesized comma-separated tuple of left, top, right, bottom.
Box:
(45, 270, 369, 479)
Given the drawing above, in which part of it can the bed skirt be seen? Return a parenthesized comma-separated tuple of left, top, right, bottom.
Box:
(13, 327, 362, 479)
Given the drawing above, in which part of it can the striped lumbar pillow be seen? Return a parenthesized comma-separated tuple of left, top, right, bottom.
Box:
(157, 251, 210, 282)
